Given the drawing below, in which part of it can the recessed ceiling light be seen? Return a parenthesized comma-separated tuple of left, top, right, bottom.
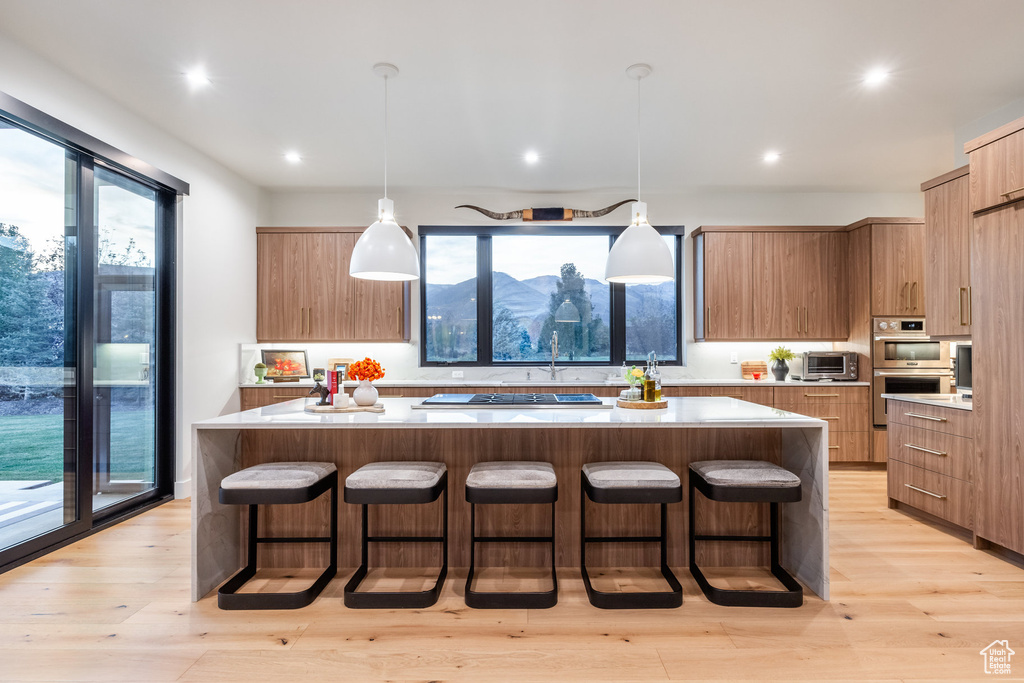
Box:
(763, 151, 781, 164)
(524, 150, 540, 165)
(863, 67, 889, 87)
(284, 151, 302, 164)
(185, 67, 211, 88)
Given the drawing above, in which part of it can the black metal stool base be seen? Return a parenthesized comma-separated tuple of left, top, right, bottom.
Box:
(218, 472, 339, 611)
(689, 469, 803, 608)
(344, 474, 448, 609)
(465, 496, 558, 610)
(580, 476, 683, 610)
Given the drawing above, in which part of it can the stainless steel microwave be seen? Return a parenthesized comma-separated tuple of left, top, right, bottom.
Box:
(795, 351, 859, 381)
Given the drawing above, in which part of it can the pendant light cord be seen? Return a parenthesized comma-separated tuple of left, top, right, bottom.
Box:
(636, 75, 641, 202)
(383, 74, 389, 200)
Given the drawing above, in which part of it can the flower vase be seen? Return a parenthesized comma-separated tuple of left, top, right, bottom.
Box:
(254, 368, 267, 384)
(771, 359, 790, 382)
(352, 379, 379, 406)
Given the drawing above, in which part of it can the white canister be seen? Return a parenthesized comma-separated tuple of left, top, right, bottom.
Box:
(333, 392, 350, 408)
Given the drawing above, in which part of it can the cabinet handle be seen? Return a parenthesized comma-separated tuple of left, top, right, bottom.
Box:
(912, 281, 919, 311)
(999, 185, 1024, 198)
(967, 286, 972, 325)
(301, 307, 307, 335)
(308, 307, 313, 337)
(828, 445, 840, 450)
(273, 395, 300, 399)
(904, 412, 947, 422)
(705, 306, 710, 336)
(804, 393, 839, 398)
(904, 483, 947, 500)
(397, 306, 402, 331)
(904, 443, 947, 457)
(822, 416, 840, 421)
(958, 288, 966, 326)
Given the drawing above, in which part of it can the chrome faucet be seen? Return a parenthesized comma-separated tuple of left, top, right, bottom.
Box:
(550, 330, 559, 380)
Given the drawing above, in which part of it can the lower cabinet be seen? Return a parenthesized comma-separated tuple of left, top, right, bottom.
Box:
(773, 385, 872, 462)
(886, 399, 974, 531)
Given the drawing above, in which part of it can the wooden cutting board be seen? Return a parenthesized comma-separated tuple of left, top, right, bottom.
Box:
(616, 399, 669, 410)
(740, 360, 768, 380)
(304, 402, 384, 414)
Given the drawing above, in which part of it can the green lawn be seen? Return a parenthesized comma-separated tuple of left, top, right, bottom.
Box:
(0, 410, 155, 481)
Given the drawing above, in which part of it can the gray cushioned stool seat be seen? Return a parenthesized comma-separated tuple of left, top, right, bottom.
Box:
(690, 460, 800, 489)
(466, 461, 556, 489)
(346, 461, 447, 489)
(222, 462, 336, 490)
(582, 461, 680, 488)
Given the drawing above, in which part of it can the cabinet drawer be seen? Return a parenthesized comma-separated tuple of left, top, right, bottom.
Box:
(886, 400, 972, 438)
(663, 387, 706, 398)
(828, 431, 870, 462)
(888, 422, 974, 482)
(968, 126, 1024, 212)
(774, 401, 869, 432)
(888, 460, 973, 529)
(701, 386, 775, 405)
(240, 387, 309, 410)
(773, 385, 869, 405)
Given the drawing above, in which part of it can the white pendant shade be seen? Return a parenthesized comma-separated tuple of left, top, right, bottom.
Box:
(605, 201, 674, 283)
(350, 198, 420, 281)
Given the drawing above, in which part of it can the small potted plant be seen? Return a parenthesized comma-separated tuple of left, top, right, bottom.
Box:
(624, 364, 644, 401)
(253, 362, 268, 384)
(769, 346, 796, 381)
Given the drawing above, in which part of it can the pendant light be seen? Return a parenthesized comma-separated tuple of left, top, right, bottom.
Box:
(604, 63, 674, 284)
(349, 63, 420, 281)
(554, 298, 581, 323)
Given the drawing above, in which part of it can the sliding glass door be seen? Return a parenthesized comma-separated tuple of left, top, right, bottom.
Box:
(0, 122, 82, 552)
(0, 93, 182, 571)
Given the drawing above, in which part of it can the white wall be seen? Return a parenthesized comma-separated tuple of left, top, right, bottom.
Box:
(954, 96, 1024, 166)
(0, 36, 261, 498)
(258, 188, 924, 382)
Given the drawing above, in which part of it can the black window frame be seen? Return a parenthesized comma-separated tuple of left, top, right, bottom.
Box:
(0, 91, 186, 574)
(418, 224, 685, 367)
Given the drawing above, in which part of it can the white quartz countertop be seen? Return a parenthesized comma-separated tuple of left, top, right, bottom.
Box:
(195, 396, 827, 430)
(239, 379, 870, 388)
(883, 393, 973, 411)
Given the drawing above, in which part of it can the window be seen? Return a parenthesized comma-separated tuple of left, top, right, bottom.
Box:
(0, 91, 186, 573)
(419, 226, 684, 366)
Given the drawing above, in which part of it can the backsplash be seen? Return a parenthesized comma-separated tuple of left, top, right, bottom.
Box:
(238, 341, 832, 385)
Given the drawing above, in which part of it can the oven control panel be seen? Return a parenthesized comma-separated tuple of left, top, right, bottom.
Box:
(874, 317, 926, 336)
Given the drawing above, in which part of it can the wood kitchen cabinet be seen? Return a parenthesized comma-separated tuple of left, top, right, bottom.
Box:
(774, 385, 872, 461)
(922, 167, 971, 337)
(870, 221, 926, 317)
(256, 227, 410, 343)
(693, 231, 754, 340)
(693, 227, 847, 341)
(968, 117, 1024, 212)
(752, 231, 848, 340)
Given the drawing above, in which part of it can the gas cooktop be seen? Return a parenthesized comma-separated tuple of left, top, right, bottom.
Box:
(414, 393, 611, 409)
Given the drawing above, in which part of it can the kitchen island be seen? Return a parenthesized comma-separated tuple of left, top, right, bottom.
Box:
(192, 396, 829, 601)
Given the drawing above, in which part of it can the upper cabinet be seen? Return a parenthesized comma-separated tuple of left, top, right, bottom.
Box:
(256, 227, 410, 343)
(922, 167, 972, 337)
(693, 227, 848, 341)
(966, 117, 1024, 213)
(693, 231, 754, 340)
(870, 221, 926, 317)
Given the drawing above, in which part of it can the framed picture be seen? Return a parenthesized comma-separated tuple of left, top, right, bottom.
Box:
(328, 357, 354, 381)
(261, 349, 310, 380)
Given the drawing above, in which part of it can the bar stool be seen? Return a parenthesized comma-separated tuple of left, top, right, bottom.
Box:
(580, 461, 683, 609)
(465, 461, 558, 609)
(688, 460, 803, 608)
(343, 461, 448, 609)
(217, 462, 338, 610)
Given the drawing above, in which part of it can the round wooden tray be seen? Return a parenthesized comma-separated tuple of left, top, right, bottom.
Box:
(616, 398, 669, 410)
(304, 402, 384, 414)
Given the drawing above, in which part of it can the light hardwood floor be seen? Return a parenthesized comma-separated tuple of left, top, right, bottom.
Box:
(1, 467, 1022, 681)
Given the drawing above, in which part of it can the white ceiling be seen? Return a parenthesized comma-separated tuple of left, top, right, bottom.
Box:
(1, 0, 1022, 195)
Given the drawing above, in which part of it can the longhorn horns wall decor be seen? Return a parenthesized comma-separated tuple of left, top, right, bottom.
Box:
(455, 199, 635, 222)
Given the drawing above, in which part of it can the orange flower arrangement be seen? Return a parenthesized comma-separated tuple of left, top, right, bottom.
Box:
(349, 357, 385, 382)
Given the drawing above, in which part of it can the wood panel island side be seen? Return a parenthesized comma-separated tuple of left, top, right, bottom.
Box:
(191, 396, 830, 601)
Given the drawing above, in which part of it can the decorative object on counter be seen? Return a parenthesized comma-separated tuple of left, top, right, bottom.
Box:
(616, 397, 668, 410)
(304, 401, 384, 414)
(455, 199, 634, 222)
(312, 368, 325, 382)
(349, 63, 419, 282)
(308, 380, 331, 406)
(253, 362, 268, 384)
(349, 357, 385, 407)
(327, 357, 354, 381)
(741, 360, 768, 380)
(261, 349, 310, 381)
(624, 363, 644, 401)
(769, 346, 796, 382)
(604, 64, 674, 284)
(332, 391, 349, 408)
(644, 352, 662, 401)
